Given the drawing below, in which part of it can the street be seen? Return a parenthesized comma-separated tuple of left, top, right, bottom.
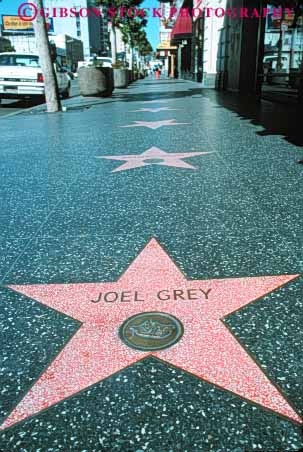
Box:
(0, 79, 79, 117)
(0, 78, 302, 451)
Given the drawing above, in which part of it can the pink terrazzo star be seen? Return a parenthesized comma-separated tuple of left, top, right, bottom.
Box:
(130, 107, 178, 113)
(2, 239, 301, 430)
(121, 119, 189, 130)
(96, 147, 211, 172)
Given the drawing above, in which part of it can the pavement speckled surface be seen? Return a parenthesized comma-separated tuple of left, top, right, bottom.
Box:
(0, 78, 302, 451)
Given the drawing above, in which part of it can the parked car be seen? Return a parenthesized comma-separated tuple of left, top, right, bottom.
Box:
(61, 66, 75, 80)
(0, 52, 71, 102)
(77, 57, 113, 70)
(94, 57, 113, 68)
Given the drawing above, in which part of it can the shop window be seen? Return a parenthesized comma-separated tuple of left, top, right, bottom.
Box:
(263, 5, 303, 74)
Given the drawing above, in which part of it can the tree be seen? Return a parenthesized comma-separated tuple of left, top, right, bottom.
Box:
(0, 38, 15, 53)
(96, 0, 150, 68)
(133, 29, 152, 58)
(33, 0, 61, 112)
(121, 18, 150, 69)
(109, 21, 117, 65)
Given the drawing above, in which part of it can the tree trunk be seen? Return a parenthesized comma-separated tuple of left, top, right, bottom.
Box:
(33, 0, 61, 112)
(129, 45, 133, 70)
(110, 25, 117, 65)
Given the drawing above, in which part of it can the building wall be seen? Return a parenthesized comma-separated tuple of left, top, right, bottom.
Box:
(239, 6, 261, 92)
(88, 12, 102, 55)
(203, 0, 223, 74)
(5, 33, 84, 70)
(224, 0, 242, 90)
(51, 34, 84, 69)
(159, 2, 173, 44)
(217, 0, 262, 93)
(44, 0, 102, 58)
(100, 8, 110, 55)
(4, 35, 37, 54)
(158, 1, 174, 76)
(116, 28, 125, 54)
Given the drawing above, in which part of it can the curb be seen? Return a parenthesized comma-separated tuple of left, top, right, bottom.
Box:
(0, 100, 47, 119)
(0, 92, 82, 119)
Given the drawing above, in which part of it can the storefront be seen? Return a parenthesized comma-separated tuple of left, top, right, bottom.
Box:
(170, 0, 193, 79)
(191, 0, 204, 82)
(216, 0, 303, 101)
(156, 41, 178, 78)
(170, 0, 222, 84)
(262, 4, 303, 101)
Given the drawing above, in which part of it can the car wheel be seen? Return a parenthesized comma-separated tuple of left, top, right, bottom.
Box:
(36, 95, 46, 104)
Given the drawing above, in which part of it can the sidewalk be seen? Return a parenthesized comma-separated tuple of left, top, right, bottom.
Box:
(0, 78, 302, 452)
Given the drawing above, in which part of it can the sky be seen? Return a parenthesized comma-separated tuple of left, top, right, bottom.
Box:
(0, 0, 159, 49)
(142, 0, 160, 49)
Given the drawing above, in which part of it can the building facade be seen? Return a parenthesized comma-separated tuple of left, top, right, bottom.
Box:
(157, 1, 177, 77)
(215, 0, 303, 101)
(51, 34, 84, 70)
(3, 32, 83, 70)
(0, 16, 55, 54)
(167, 0, 222, 84)
(44, 0, 102, 59)
(99, 7, 110, 56)
(199, 0, 223, 86)
(215, 0, 262, 93)
(0, 0, 105, 60)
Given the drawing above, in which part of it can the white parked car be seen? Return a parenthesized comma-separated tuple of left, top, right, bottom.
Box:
(77, 57, 113, 70)
(0, 52, 71, 102)
(94, 57, 113, 68)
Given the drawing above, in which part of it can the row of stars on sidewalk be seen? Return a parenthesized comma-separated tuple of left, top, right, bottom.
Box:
(97, 98, 212, 173)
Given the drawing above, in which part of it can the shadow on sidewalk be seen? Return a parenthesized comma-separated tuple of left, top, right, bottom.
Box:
(111, 87, 205, 103)
(18, 78, 303, 153)
(202, 89, 303, 149)
(23, 84, 206, 115)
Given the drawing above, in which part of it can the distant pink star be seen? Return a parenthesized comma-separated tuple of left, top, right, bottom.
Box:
(130, 107, 178, 113)
(121, 119, 189, 130)
(96, 146, 212, 172)
(1, 239, 301, 430)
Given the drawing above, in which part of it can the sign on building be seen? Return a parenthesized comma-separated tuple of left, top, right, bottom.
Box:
(2, 15, 54, 33)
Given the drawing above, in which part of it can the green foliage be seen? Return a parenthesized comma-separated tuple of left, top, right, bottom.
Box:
(95, 0, 152, 53)
(0, 38, 15, 53)
(5, 45, 15, 52)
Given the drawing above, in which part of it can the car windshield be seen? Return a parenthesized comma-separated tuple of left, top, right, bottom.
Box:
(0, 55, 40, 67)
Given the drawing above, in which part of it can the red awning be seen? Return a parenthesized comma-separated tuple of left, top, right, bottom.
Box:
(171, 14, 192, 41)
